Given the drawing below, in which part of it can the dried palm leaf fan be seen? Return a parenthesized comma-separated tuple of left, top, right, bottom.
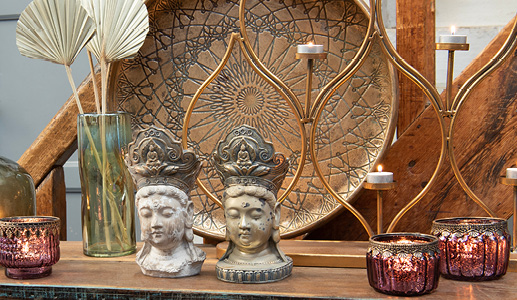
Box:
(16, 0, 96, 114)
(80, 0, 149, 113)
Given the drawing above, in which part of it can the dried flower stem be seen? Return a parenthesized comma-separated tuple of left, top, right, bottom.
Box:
(100, 56, 108, 114)
(87, 50, 101, 114)
(99, 51, 112, 250)
(65, 65, 85, 115)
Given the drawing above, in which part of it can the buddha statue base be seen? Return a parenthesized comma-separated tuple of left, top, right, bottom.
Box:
(215, 257, 293, 283)
(139, 258, 205, 278)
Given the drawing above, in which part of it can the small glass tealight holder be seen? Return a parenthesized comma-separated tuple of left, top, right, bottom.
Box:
(0, 216, 60, 279)
(431, 217, 510, 281)
(366, 233, 440, 296)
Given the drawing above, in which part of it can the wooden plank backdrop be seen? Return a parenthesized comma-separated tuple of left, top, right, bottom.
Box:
(396, 0, 435, 137)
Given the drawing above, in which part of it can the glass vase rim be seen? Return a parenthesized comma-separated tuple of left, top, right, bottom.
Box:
(432, 217, 507, 227)
(0, 216, 60, 227)
(78, 111, 130, 117)
(369, 232, 438, 247)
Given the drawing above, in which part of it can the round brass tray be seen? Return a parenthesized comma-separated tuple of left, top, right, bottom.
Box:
(112, 0, 397, 239)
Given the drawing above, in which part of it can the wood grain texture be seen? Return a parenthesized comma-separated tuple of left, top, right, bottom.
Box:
(18, 73, 98, 187)
(216, 240, 369, 268)
(0, 241, 516, 299)
(307, 17, 517, 241)
(35, 166, 67, 241)
(396, 0, 435, 137)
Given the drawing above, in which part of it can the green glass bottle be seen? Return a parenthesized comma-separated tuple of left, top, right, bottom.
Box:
(0, 156, 36, 218)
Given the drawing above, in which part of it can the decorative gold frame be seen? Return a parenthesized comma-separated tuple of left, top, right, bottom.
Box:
(184, 0, 517, 236)
(375, 2, 517, 234)
(173, 0, 398, 238)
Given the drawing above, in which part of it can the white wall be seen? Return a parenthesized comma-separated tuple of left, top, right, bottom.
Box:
(435, 0, 517, 91)
(378, 0, 517, 91)
(0, 1, 515, 240)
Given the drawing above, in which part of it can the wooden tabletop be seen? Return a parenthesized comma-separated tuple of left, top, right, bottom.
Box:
(0, 241, 516, 299)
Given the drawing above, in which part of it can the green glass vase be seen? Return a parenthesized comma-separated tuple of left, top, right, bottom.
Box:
(77, 112, 136, 257)
(0, 156, 36, 218)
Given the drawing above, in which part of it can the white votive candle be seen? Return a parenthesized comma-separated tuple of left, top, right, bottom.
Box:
(367, 166, 393, 183)
(297, 43, 324, 54)
(439, 26, 467, 44)
(506, 168, 517, 179)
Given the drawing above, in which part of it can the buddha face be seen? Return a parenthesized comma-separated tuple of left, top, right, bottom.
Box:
(225, 194, 276, 253)
(138, 193, 186, 251)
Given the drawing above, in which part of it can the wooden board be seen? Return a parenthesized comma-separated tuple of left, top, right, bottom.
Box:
(18, 73, 98, 187)
(35, 166, 67, 240)
(396, 0, 435, 136)
(307, 17, 517, 241)
(1, 241, 517, 299)
(18, 72, 98, 241)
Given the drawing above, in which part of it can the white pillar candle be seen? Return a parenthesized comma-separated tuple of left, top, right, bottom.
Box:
(367, 166, 393, 183)
(439, 26, 467, 44)
(507, 168, 517, 179)
(297, 43, 324, 54)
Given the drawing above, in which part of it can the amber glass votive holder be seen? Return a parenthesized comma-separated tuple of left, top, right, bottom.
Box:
(431, 217, 510, 281)
(366, 233, 440, 296)
(0, 216, 60, 279)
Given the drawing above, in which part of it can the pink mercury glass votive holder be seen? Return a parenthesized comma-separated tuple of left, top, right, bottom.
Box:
(0, 216, 60, 279)
(366, 233, 440, 296)
(431, 217, 510, 281)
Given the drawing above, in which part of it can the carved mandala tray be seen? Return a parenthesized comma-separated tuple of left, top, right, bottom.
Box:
(111, 0, 397, 239)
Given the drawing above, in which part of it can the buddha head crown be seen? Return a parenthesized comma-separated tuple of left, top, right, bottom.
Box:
(212, 125, 289, 196)
(125, 127, 201, 193)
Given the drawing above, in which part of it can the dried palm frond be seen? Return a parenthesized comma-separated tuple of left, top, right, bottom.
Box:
(16, 0, 96, 114)
(81, 0, 149, 113)
(81, 0, 149, 63)
(16, 0, 95, 65)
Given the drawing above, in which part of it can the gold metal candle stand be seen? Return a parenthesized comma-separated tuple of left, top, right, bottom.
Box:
(499, 177, 517, 251)
(363, 181, 397, 234)
(295, 52, 328, 124)
(174, 0, 517, 240)
(435, 42, 470, 111)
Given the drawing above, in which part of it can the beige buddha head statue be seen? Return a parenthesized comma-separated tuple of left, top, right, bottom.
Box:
(212, 125, 292, 283)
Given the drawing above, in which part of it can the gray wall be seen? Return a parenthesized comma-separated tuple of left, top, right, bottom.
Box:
(1, 1, 516, 240)
(1, 1, 91, 240)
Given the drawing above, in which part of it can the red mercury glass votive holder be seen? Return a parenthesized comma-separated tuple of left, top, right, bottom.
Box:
(366, 233, 440, 296)
(0, 216, 60, 279)
(431, 217, 510, 281)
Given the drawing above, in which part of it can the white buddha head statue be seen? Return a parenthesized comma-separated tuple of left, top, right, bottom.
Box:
(126, 127, 205, 278)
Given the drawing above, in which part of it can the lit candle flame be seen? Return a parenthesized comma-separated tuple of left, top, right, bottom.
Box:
(377, 165, 383, 172)
(450, 25, 456, 35)
(308, 41, 314, 46)
(396, 238, 414, 245)
(22, 242, 29, 253)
